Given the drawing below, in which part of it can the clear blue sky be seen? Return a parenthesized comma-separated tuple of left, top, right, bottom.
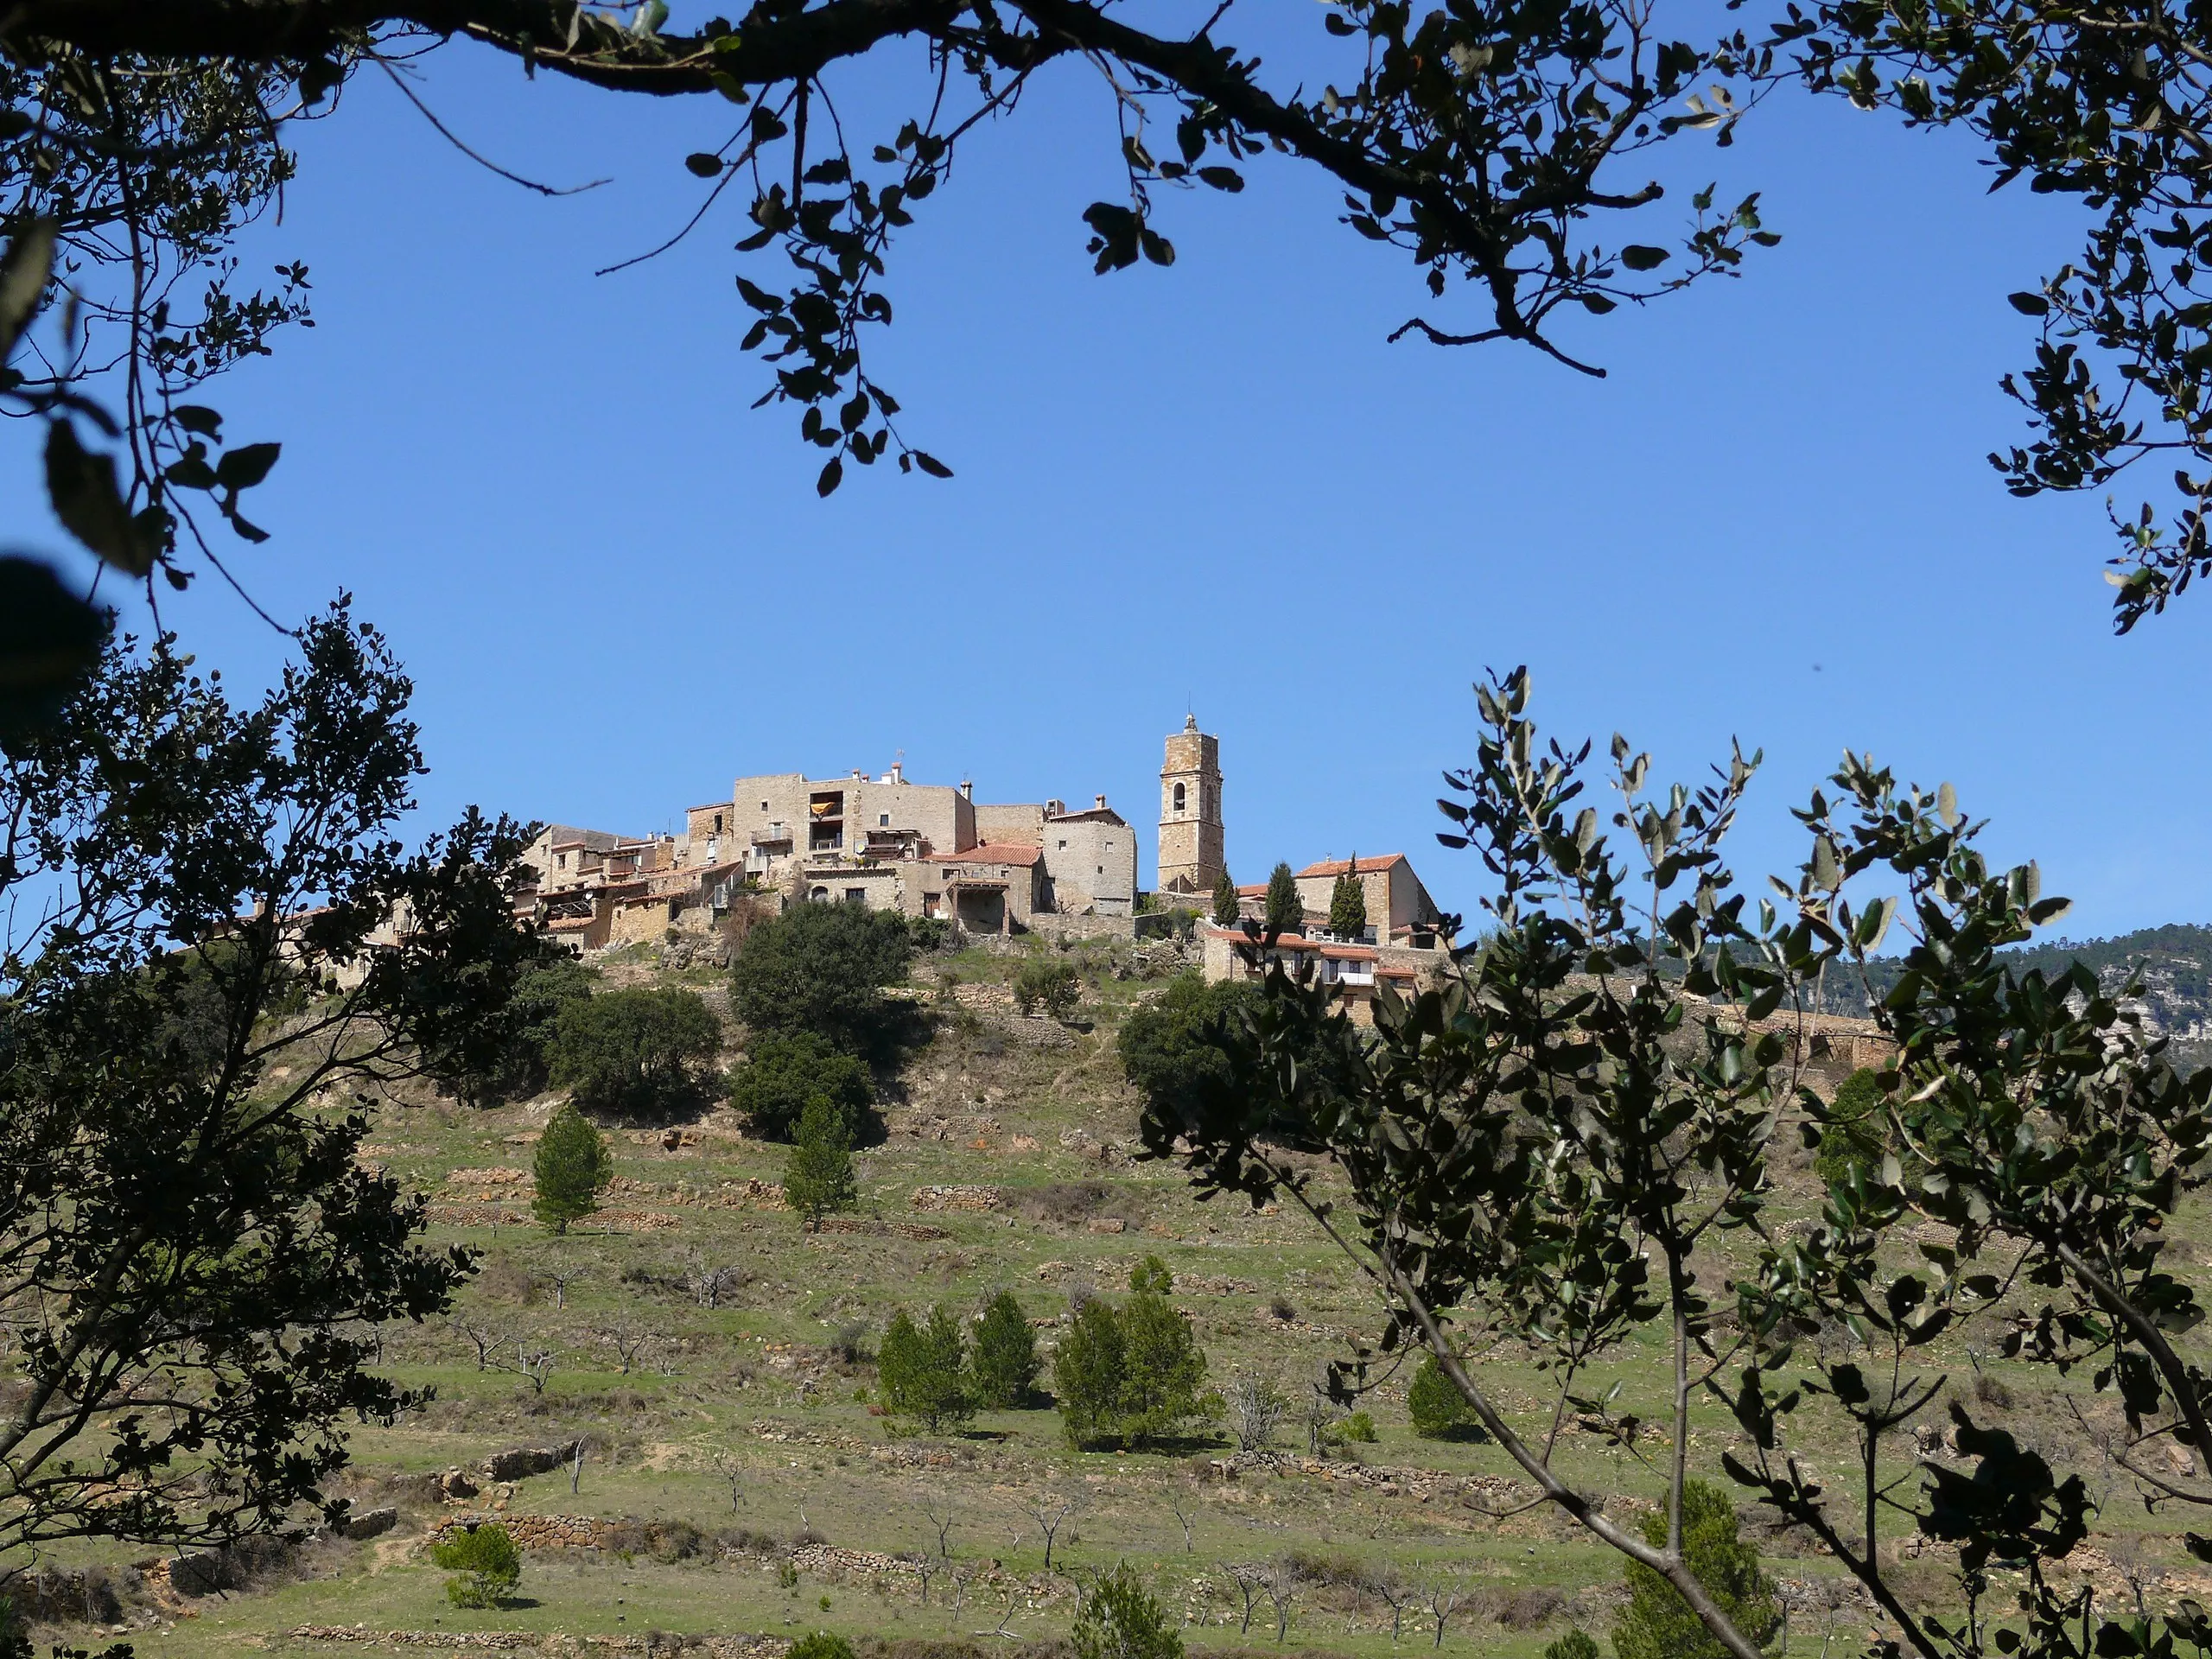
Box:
(4, 19, 2201, 938)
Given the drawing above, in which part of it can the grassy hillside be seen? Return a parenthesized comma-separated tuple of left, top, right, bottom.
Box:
(19, 935, 2212, 1659)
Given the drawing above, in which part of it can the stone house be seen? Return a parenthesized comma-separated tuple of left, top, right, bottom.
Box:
(1199, 925, 1440, 1026)
(1235, 852, 1452, 948)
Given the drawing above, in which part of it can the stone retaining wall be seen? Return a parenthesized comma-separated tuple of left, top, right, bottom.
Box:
(294, 1628, 787, 1658)
(432, 1514, 613, 1552)
(909, 1185, 1005, 1213)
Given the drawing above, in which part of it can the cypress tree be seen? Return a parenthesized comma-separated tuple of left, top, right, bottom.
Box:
(1263, 861, 1302, 936)
(1327, 856, 1367, 938)
(531, 1104, 610, 1234)
(1211, 868, 1239, 926)
(783, 1095, 857, 1231)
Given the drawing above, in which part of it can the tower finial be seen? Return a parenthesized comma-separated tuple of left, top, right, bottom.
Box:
(1183, 711, 1198, 732)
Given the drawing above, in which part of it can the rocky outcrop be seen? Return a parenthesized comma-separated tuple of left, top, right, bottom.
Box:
(484, 1442, 582, 1482)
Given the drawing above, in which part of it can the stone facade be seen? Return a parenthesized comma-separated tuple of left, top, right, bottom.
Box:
(1200, 925, 1446, 1025)
(1157, 715, 1224, 896)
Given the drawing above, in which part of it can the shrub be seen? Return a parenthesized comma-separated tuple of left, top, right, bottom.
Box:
(907, 916, 950, 952)
(790, 1636, 857, 1659)
(1071, 1564, 1182, 1659)
(1545, 1629, 1600, 1659)
(1262, 862, 1302, 935)
(548, 987, 722, 1119)
(728, 1029, 874, 1143)
(1613, 1480, 1779, 1659)
(1118, 972, 1326, 1141)
(1408, 1352, 1484, 1441)
(1814, 1067, 1886, 1186)
(971, 1290, 1040, 1408)
(729, 902, 914, 1058)
(1014, 958, 1081, 1020)
(432, 1522, 521, 1608)
(784, 1096, 857, 1230)
(532, 1103, 611, 1234)
(1337, 1410, 1377, 1444)
(879, 1305, 972, 1433)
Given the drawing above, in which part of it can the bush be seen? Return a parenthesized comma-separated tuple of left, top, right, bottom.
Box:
(532, 1103, 611, 1234)
(1814, 1067, 1886, 1185)
(548, 987, 722, 1119)
(1614, 1480, 1780, 1659)
(1071, 1564, 1181, 1659)
(1014, 958, 1081, 1020)
(879, 1305, 973, 1433)
(1118, 972, 1328, 1142)
(729, 902, 914, 1058)
(790, 1636, 857, 1659)
(432, 1522, 521, 1608)
(1408, 1352, 1485, 1441)
(1545, 1628, 1600, 1659)
(1336, 1410, 1377, 1444)
(784, 1096, 857, 1230)
(728, 1029, 874, 1142)
(971, 1289, 1040, 1408)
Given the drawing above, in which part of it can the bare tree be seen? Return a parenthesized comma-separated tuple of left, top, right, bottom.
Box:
(542, 1264, 587, 1310)
(685, 1245, 747, 1309)
(1166, 1482, 1200, 1552)
(1261, 1566, 1294, 1643)
(713, 1451, 744, 1513)
(1023, 1493, 1077, 1571)
(922, 1496, 957, 1558)
(906, 1551, 939, 1607)
(948, 1561, 976, 1620)
(505, 1344, 557, 1395)
(1226, 1376, 1289, 1456)
(1376, 1575, 1412, 1643)
(1425, 1582, 1463, 1649)
(452, 1314, 506, 1372)
(569, 1435, 589, 1495)
(598, 1314, 653, 1376)
(1221, 1563, 1264, 1635)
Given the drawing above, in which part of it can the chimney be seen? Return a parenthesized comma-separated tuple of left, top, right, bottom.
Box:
(1094, 793, 1108, 810)
(959, 779, 973, 802)
(1046, 798, 1065, 818)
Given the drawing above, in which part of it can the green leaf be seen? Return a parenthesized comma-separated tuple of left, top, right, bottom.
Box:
(0, 553, 106, 749)
(0, 218, 55, 364)
(45, 421, 153, 575)
(172, 405, 223, 438)
(1618, 245, 1670, 271)
(817, 455, 843, 497)
(2007, 291, 2050, 316)
(912, 451, 952, 480)
(215, 442, 281, 491)
(685, 152, 725, 177)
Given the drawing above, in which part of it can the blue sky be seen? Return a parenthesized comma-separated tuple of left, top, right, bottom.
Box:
(4, 17, 2202, 938)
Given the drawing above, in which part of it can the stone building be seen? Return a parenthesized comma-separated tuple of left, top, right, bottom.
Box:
(1157, 715, 1224, 898)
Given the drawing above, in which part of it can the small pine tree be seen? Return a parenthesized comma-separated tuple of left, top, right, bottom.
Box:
(1263, 861, 1302, 936)
(1612, 1480, 1780, 1659)
(783, 1095, 857, 1231)
(1072, 1563, 1183, 1659)
(1118, 1257, 1211, 1447)
(1545, 1631, 1600, 1659)
(432, 1522, 523, 1608)
(972, 1289, 1041, 1408)
(879, 1304, 973, 1433)
(1211, 868, 1240, 927)
(1814, 1067, 1886, 1186)
(1054, 1298, 1128, 1448)
(531, 1103, 610, 1234)
(1327, 857, 1368, 938)
(1408, 1351, 1484, 1440)
(789, 1636, 856, 1659)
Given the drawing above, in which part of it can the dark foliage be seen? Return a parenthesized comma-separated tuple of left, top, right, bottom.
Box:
(728, 1028, 875, 1143)
(0, 603, 531, 1563)
(729, 901, 916, 1062)
(548, 987, 723, 1121)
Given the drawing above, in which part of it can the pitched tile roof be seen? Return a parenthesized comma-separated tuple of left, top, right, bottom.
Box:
(1297, 854, 1409, 879)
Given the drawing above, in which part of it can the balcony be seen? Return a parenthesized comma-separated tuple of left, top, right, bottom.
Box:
(752, 824, 792, 847)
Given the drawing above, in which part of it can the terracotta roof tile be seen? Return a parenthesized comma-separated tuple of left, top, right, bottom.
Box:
(1297, 853, 1409, 879)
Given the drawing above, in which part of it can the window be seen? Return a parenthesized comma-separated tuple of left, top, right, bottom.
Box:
(1096, 866, 1104, 875)
(880, 813, 890, 827)
(760, 800, 769, 811)
(1173, 782, 1186, 812)
(714, 812, 724, 833)
(1058, 838, 1067, 849)
(556, 853, 568, 869)
(844, 887, 867, 905)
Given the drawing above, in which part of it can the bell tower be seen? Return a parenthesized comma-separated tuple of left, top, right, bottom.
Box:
(1158, 715, 1224, 896)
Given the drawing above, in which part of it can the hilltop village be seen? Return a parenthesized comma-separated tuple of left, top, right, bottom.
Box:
(516, 716, 1460, 1017)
